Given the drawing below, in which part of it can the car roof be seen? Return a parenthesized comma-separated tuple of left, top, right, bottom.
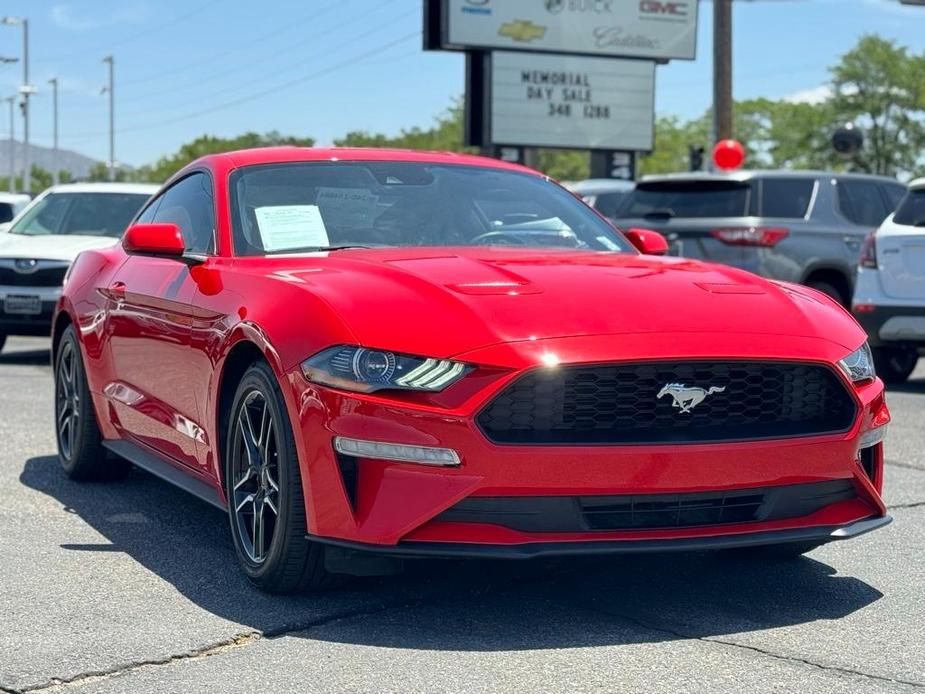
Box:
(639, 170, 902, 184)
(42, 182, 160, 195)
(186, 147, 541, 178)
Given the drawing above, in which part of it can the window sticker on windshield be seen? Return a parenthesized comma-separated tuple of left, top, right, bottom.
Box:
(254, 205, 329, 251)
(316, 188, 379, 227)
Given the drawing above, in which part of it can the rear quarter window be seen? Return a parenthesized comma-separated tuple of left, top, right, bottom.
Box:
(892, 190, 925, 227)
(758, 178, 815, 218)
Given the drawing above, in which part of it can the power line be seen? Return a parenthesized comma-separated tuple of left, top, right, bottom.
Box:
(35, 0, 225, 64)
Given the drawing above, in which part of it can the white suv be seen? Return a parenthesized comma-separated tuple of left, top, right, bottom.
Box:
(852, 177, 925, 383)
(0, 183, 158, 352)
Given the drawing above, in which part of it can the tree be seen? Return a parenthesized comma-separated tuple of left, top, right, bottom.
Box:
(132, 131, 316, 183)
(830, 35, 925, 177)
(0, 165, 72, 193)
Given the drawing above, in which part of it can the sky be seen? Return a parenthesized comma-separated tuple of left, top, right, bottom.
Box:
(0, 0, 922, 168)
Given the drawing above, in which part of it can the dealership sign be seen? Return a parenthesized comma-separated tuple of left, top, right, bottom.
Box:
(477, 51, 655, 151)
(428, 0, 698, 61)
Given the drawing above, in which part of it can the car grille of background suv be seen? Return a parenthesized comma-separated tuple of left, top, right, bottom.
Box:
(477, 361, 857, 445)
(0, 265, 68, 288)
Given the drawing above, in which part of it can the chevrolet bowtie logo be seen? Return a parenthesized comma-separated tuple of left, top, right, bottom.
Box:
(498, 20, 547, 42)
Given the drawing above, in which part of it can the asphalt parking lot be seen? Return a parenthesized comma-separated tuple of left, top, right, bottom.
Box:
(0, 336, 922, 694)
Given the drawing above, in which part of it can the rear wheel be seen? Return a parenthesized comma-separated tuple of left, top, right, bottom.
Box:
(225, 361, 332, 593)
(55, 326, 129, 481)
(807, 280, 847, 306)
(872, 345, 918, 384)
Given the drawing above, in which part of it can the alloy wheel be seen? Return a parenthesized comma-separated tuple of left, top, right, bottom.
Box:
(231, 389, 280, 564)
(56, 341, 80, 461)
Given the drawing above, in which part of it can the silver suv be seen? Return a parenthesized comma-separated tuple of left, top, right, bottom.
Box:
(611, 171, 906, 305)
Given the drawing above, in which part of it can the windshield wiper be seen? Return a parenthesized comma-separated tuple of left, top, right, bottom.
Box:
(264, 244, 371, 255)
(641, 208, 675, 219)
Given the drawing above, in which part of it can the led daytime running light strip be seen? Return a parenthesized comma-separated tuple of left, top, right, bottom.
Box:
(334, 437, 461, 466)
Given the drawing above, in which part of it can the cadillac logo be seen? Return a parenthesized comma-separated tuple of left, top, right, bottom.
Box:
(13, 259, 39, 274)
(657, 383, 726, 413)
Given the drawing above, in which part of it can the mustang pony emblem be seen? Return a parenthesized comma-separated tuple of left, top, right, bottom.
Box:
(657, 383, 726, 414)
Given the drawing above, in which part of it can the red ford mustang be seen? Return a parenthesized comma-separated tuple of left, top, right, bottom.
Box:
(53, 148, 891, 593)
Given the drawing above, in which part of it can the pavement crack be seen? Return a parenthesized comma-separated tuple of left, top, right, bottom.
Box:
(889, 501, 925, 510)
(552, 599, 925, 689)
(886, 459, 925, 473)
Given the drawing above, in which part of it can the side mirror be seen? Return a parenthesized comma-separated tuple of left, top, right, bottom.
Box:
(122, 223, 185, 258)
(624, 227, 669, 256)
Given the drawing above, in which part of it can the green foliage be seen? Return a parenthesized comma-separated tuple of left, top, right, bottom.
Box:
(130, 131, 316, 183)
(0, 165, 73, 193)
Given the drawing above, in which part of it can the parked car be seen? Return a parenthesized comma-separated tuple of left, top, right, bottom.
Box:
(0, 183, 158, 352)
(611, 170, 906, 306)
(852, 177, 925, 383)
(0, 192, 32, 231)
(53, 148, 890, 593)
(565, 179, 634, 218)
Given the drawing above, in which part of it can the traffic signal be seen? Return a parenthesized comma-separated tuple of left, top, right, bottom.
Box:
(688, 145, 705, 172)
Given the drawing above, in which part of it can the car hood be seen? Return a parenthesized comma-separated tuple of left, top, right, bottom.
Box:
(251, 247, 864, 359)
(0, 233, 118, 261)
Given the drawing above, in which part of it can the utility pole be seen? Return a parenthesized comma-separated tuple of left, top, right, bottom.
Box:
(102, 56, 115, 181)
(2, 17, 30, 191)
(5, 96, 14, 193)
(49, 78, 59, 185)
(712, 0, 733, 144)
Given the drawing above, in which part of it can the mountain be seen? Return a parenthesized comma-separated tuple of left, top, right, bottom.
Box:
(0, 139, 100, 180)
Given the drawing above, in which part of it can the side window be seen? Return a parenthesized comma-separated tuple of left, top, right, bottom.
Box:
(152, 173, 215, 254)
(759, 178, 815, 218)
(593, 192, 629, 218)
(837, 180, 889, 227)
(135, 197, 161, 225)
(880, 184, 906, 212)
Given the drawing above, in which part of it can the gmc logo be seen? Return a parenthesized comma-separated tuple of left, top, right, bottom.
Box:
(640, 0, 688, 16)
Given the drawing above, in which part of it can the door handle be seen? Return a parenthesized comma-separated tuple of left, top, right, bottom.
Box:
(108, 281, 126, 300)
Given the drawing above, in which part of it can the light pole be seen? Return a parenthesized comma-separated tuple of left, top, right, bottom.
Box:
(102, 56, 115, 181)
(49, 78, 59, 185)
(5, 96, 14, 193)
(2, 17, 31, 192)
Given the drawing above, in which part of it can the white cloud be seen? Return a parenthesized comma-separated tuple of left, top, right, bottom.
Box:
(50, 2, 151, 32)
(784, 85, 832, 105)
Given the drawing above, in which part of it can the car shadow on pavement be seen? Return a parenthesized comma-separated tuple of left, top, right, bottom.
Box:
(20, 455, 884, 652)
(0, 348, 50, 367)
(887, 376, 925, 395)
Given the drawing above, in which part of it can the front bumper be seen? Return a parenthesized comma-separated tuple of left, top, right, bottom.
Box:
(0, 285, 60, 336)
(310, 514, 892, 559)
(282, 341, 890, 551)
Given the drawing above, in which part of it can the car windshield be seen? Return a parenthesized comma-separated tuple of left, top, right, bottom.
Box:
(230, 162, 633, 255)
(615, 181, 751, 219)
(9, 192, 151, 237)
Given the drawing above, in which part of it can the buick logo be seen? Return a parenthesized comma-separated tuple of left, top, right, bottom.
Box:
(657, 383, 725, 414)
(13, 259, 39, 274)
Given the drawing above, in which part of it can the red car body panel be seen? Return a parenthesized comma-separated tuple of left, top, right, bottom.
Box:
(54, 148, 890, 554)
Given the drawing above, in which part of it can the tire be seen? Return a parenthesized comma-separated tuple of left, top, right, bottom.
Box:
(807, 280, 847, 307)
(55, 326, 130, 481)
(872, 345, 918, 384)
(725, 541, 822, 561)
(224, 360, 332, 593)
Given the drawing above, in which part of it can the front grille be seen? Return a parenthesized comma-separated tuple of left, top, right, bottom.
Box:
(435, 480, 856, 532)
(477, 361, 857, 445)
(0, 266, 68, 287)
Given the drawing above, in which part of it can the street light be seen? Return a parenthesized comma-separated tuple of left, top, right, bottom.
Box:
(49, 78, 59, 186)
(4, 96, 14, 193)
(1, 16, 31, 192)
(101, 56, 114, 182)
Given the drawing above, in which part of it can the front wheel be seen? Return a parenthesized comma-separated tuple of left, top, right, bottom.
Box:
(225, 361, 332, 593)
(872, 345, 918, 384)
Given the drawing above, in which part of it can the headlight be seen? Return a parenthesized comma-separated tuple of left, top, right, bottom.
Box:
(838, 342, 876, 383)
(301, 345, 471, 393)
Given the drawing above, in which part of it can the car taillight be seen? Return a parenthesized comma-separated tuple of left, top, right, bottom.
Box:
(859, 231, 878, 269)
(710, 227, 789, 247)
